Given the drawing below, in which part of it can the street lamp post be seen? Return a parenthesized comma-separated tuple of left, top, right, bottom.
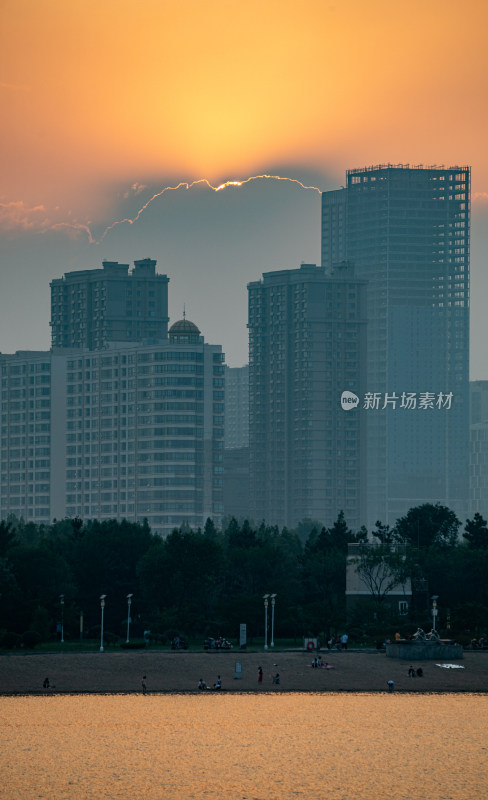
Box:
(126, 593, 133, 643)
(431, 595, 439, 633)
(263, 594, 269, 650)
(100, 594, 107, 652)
(270, 594, 277, 648)
(59, 594, 64, 644)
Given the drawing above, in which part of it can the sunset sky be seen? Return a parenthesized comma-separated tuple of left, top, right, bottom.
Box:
(1, 0, 487, 371)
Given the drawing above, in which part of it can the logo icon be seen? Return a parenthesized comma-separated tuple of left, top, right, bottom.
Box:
(341, 391, 359, 411)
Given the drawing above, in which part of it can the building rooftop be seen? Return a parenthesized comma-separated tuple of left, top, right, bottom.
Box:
(169, 319, 200, 335)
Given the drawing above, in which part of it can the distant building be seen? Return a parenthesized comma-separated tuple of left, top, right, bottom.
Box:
(223, 365, 250, 518)
(223, 446, 250, 520)
(322, 165, 470, 525)
(0, 318, 225, 536)
(224, 365, 249, 450)
(470, 380, 488, 517)
(248, 262, 367, 529)
(0, 350, 63, 525)
(50, 258, 170, 349)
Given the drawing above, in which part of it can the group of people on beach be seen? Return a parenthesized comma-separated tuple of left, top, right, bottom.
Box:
(138, 670, 284, 694)
(258, 666, 280, 684)
(197, 676, 221, 690)
(142, 674, 223, 693)
(325, 634, 348, 650)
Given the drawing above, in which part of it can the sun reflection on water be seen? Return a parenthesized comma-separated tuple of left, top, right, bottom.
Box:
(1, 694, 487, 799)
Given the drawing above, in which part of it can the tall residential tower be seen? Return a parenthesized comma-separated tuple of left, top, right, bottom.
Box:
(50, 258, 169, 349)
(0, 321, 225, 536)
(248, 262, 367, 529)
(322, 165, 470, 524)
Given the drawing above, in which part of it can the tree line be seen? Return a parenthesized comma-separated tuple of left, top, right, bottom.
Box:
(0, 503, 487, 648)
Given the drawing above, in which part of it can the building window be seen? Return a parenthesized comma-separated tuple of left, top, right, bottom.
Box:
(398, 600, 408, 616)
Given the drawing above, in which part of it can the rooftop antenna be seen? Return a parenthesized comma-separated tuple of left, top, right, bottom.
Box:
(183, 304, 186, 320)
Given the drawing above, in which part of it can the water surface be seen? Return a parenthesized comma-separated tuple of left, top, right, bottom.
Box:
(1, 693, 486, 799)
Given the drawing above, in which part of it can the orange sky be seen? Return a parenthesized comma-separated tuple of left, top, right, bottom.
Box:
(1, 0, 487, 227)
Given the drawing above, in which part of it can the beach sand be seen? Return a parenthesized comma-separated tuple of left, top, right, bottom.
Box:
(0, 649, 485, 695)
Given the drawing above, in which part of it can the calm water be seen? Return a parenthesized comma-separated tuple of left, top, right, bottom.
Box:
(1, 693, 487, 799)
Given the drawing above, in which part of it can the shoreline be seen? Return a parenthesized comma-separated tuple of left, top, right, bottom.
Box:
(0, 650, 486, 696)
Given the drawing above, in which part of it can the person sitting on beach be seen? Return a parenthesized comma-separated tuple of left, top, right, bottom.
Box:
(387, 679, 395, 692)
(408, 665, 415, 677)
(42, 677, 50, 689)
(416, 667, 423, 677)
(198, 678, 207, 690)
(213, 675, 222, 690)
(317, 656, 323, 667)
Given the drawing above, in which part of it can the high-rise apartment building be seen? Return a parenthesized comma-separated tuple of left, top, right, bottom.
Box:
(0, 351, 62, 525)
(248, 262, 367, 529)
(223, 365, 249, 519)
(0, 320, 225, 536)
(224, 365, 249, 450)
(50, 258, 170, 349)
(470, 380, 488, 518)
(322, 165, 470, 525)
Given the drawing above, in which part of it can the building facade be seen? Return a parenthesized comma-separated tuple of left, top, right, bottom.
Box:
(50, 258, 170, 349)
(248, 262, 367, 529)
(223, 365, 250, 519)
(0, 320, 225, 536)
(224, 365, 249, 450)
(0, 351, 61, 525)
(470, 380, 488, 518)
(322, 165, 470, 525)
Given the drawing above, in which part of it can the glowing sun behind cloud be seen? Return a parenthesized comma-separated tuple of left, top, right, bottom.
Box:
(1, 0, 487, 221)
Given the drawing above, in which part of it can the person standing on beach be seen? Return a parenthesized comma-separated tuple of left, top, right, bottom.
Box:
(141, 675, 147, 695)
(341, 633, 348, 650)
(258, 666, 263, 683)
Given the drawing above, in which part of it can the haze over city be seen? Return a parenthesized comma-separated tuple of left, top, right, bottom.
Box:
(1, 0, 487, 374)
(2, 8, 488, 799)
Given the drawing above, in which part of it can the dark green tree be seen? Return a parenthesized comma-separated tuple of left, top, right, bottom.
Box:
(300, 525, 347, 637)
(0, 521, 17, 556)
(291, 518, 324, 544)
(0, 557, 22, 631)
(7, 544, 76, 635)
(354, 544, 410, 606)
(203, 517, 220, 540)
(463, 513, 488, 549)
(395, 503, 460, 549)
(71, 518, 156, 631)
(137, 528, 225, 635)
(371, 520, 394, 545)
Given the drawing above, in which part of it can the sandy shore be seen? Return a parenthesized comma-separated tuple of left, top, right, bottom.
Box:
(0, 649, 486, 695)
